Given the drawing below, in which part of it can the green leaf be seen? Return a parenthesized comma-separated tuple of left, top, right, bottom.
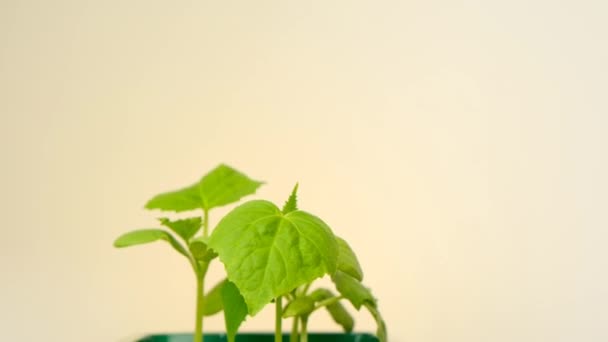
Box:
(283, 297, 315, 318)
(331, 270, 375, 310)
(198, 164, 264, 210)
(222, 281, 248, 342)
(326, 300, 354, 333)
(309, 288, 332, 302)
(308, 288, 354, 333)
(145, 164, 263, 212)
(336, 236, 364, 281)
(189, 236, 217, 261)
(145, 184, 201, 213)
(208, 200, 338, 315)
(203, 279, 227, 316)
(113, 229, 189, 258)
(159, 217, 201, 241)
(282, 183, 299, 214)
(364, 302, 387, 342)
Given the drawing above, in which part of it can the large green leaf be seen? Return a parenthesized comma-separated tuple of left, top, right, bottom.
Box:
(208, 200, 338, 314)
(309, 288, 354, 332)
(145, 164, 263, 212)
(203, 279, 227, 316)
(113, 229, 189, 258)
(331, 270, 375, 310)
(336, 236, 363, 281)
(222, 281, 248, 342)
(159, 217, 201, 241)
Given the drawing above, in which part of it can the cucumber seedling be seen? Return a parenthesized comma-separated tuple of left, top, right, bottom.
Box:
(114, 164, 263, 342)
(208, 184, 387, 342)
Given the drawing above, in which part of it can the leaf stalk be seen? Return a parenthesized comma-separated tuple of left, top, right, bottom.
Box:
(300, 317, 308, 342)
(194, 261, 210, 342)
(290, 316, 300, 342)
(313, 295, 344, 312)
(275, 296, 283, 342)
(203, 208, 210, 238)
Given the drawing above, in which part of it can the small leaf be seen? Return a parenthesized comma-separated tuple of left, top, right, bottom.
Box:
(364, 302, 387, 342)
(283, 297, 315, 318)
(308, 288, 354, 332)
(331, 270, 375, 310)
(145, 164, 263, 212)
(222, 281, 248, 342)
(282, 183, 299, 214)
(159, 217, 201, 241)
(189, 236, 218, 262)
(326, 300, 354, 332)
(336, 236, 364, 281)
(309, 288, 332, 302)
(208, 200, 338, 315)
(113, 229, 189, 258)
(203, 279, 227, 316)
(204, 249, 218, 261)
(189, 236, 210, 260)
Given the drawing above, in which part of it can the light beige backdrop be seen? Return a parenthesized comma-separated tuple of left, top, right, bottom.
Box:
(1, 1, 607, 342)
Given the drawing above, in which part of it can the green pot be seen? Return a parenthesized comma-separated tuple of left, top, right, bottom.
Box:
(137, 333, 379, 342)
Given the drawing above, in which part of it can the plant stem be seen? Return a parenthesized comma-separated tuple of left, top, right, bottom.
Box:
(313, 295, 344, 312)
(194, 209, 211, 342)
(194, 274, 205, 342)
(194, 262, 210, 342)
(300, 317, 308, 342)
(290, 316, 300, 342)
(300, 283, 311, 296)
(203, 208, 210, 238)
(275, 296, 283, 342)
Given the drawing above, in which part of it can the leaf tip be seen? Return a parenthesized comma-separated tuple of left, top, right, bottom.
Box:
(143, 195, 166, 211)
(282, 182, 299, 214)
(143, 200, 155, 210)
(113, 233, 134, 248)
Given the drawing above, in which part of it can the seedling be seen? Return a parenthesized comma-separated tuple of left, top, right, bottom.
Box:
(114, 166, 387, 342)
(280, 190, 387, 342)
(114, 164, 263, 342)
(208, 184, 387, 342)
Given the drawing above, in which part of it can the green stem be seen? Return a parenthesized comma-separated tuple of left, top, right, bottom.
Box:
(194, 209, 211, 342)
(297, 283, 311, 297)
(194, 262, 210, 342)
(290, 316, 299, 342)
(275, 296, 283, 342)
(300, 317, 308, 342)
(203, 209, 210, 238)
(313, 295, 344, 312)
(194, 274, 204, 342)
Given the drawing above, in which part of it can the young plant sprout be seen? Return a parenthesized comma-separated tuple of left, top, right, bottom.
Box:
(115, 166, 387, 342)
(114, 164, 263, 342)
(279, 189, 387, 342)
(208, 184, 387, 342)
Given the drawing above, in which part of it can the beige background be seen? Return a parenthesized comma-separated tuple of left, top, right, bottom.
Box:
(1, 1, 607, 341)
